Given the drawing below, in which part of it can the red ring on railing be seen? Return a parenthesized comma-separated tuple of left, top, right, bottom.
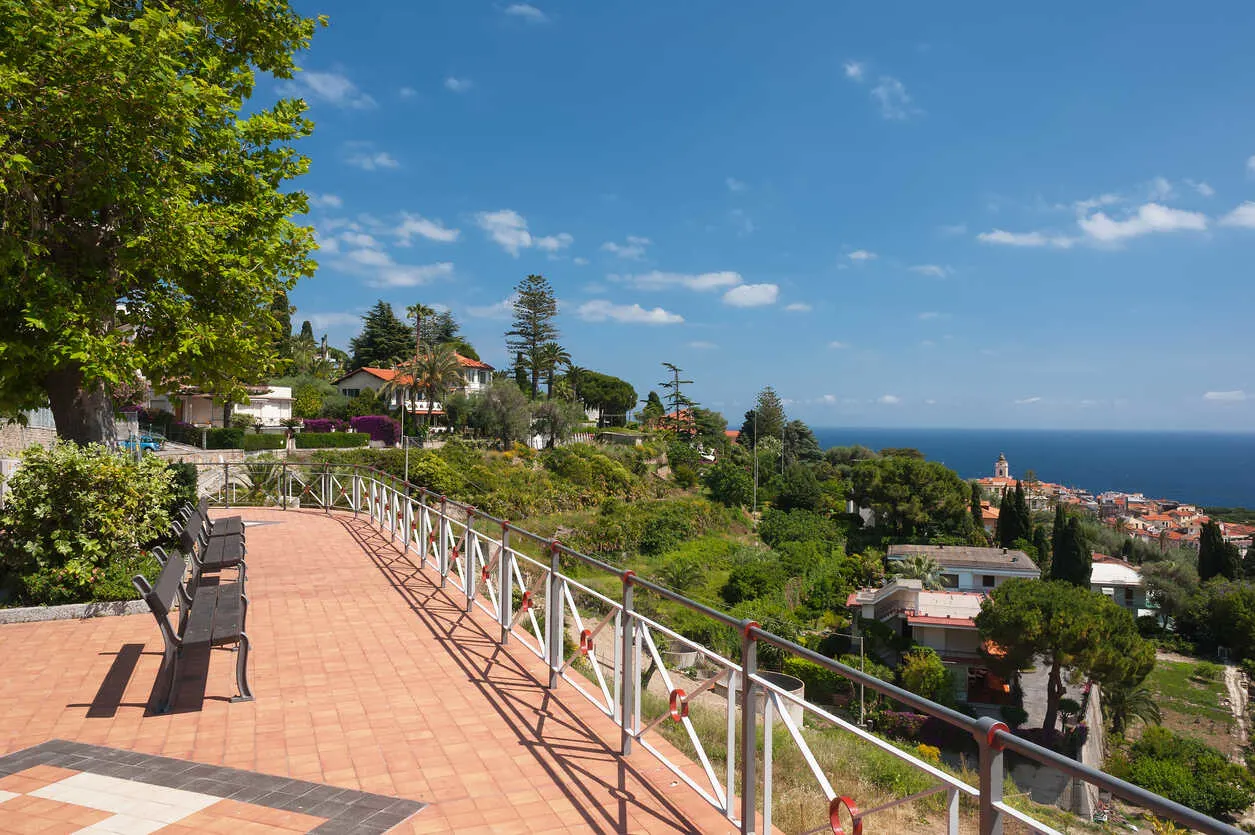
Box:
(741, 620, 760, 639)
(451, 547, 460, 561)
(829, 796, 862, 835)
(520, 591, 533, 612)
(579, 629, 593, 656)
(550, 539, 561, 554)
(986, 721, 1010, 751)
(481, 565, 491, 583)
(668, 689, 689, 722)
(622, 569, 636, 585)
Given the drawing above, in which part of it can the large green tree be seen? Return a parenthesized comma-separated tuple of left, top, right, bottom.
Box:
(578, 371, 636, 428)
(849, 455, 975, 540)
(1199, 520, 1242, 582)
(996, 481, 1032, 547)
(349, 301, 414, 370)
(1051, 516, 1092, 587)
(976, 579, 1154, 732)
(738, 386, 786, 447)
(0, 0, 320, 443)
(505, 274, 559, 399)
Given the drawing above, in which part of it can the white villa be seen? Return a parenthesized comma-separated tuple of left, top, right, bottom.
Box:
(333, 355, 494, 417)
(149, 385, 293, 428)
(885, 544, 1040, 592)
(1090, 553, 1154, 617)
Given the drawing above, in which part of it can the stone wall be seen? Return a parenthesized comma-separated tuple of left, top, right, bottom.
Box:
(0, 421, 57, 455)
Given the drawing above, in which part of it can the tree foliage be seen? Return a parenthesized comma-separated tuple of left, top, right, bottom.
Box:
(1109, 726, 1255, 819)
(349, 301, 414, 370)
(471, 380, 532, 447)
(1198, 520, 1241, 582)
(505, 274, 559, 399)
(702, 460, 754, 508)
(848, 455, 975, 540)
(578, 371, 636, 428)
(1050, 516, 1092, 587)
(0, 0, 321, 442)
(738, 386, 785, 446)
(976, 579, 1153, 732)
(899, 646, 954, 706)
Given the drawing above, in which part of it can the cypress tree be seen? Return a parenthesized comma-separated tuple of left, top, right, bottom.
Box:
(1199, 520, 1241, 581)
(1032, 526, 1051, 573)
(997, 488, 1025, 547)
(1050, 504, 1067, 571)
(1013, 480, 1033, 542)
(1052, 517, 1091, 587)
(970, 482, 984, 533)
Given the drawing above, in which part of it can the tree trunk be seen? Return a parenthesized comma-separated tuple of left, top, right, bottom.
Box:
(1043, 658, 1064, 732)
(45, 366, 117, 445)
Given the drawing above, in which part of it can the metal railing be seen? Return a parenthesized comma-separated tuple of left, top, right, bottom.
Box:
(193, 460, 1242, 835)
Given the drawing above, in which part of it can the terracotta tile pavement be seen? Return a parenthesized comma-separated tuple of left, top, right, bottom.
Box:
(0, 508, 742, 833)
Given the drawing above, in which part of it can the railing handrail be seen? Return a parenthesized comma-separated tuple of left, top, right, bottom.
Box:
(193, 460, 1244, 835)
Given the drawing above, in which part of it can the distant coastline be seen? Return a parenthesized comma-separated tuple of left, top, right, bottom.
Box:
(811, 427, 1255, 508)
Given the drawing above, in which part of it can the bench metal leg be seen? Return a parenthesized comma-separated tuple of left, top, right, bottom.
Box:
(157, 644, 179, 714)
(231, 633, 255, 703)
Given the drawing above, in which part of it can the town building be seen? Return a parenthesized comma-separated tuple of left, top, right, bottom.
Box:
(885, 544, 1041, 591)
(1089, 553, 1153, 617)
(149, 385, 293, 428)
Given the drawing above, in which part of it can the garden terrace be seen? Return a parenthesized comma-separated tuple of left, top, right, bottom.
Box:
(0, 463, 1242, 834)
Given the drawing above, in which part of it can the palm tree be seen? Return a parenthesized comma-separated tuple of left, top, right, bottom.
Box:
(565, 364, 588, 403)
(1103, 683, 1161, 735)
(894, 554, 944, 590)
(377, 356, 414, 414)
(537, 342, 571, 399)
(412, 343, 464, 429)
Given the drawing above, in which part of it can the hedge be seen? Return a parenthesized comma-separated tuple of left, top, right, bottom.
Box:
(205, 427, 244, 449)
(243, 433, 286, 451)
(295, 431, 369, 449)
(302, 417, 348, 433)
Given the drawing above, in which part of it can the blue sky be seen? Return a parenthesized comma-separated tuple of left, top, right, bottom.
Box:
(276, 1, 1255, 431)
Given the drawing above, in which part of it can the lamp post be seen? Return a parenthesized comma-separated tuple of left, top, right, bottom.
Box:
(751, 409, 758, 512)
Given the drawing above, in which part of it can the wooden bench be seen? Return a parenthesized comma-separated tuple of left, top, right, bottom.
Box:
(132, 549, 253, 713)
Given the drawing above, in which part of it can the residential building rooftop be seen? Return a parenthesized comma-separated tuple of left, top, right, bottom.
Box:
(886, 543, 1039, 574)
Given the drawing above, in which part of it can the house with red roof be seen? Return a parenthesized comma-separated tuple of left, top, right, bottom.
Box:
(333, 354, 494, 417)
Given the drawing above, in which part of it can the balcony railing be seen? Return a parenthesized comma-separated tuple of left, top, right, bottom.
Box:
(192, 460, 1242, 835)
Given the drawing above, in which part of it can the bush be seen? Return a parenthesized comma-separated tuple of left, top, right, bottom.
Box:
(540, 444, 635, 496)
(899, 646, 954, 706)
(720, 558, 785, 606)
(672, 464, 698, 489)
(302, 417, 348, 433)
(0, 443, 172, 605)
(242, 433, 285, 451)
(166, 461, 198, 512)
(703, 459, 753, 507)
(784, 657, 847, 704)
(758, 508, 843, 549)
(1192, 661, 1224, 682)
(295, 432, 369, 449)
(1109, 726, 1255, 819)
(1000, 704, 1029, 729)
(205, 427, 245, 449)
(350, 414, 401, 445)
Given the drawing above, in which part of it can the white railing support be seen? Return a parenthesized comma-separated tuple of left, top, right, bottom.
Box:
(739, 621, 759, 835)
(620, 572, 636, 756)
(548, 541, 563, 689)
(498, 524, 512, 644)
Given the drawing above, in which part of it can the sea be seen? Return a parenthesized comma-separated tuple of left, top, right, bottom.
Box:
(810, 428, 1255, 509)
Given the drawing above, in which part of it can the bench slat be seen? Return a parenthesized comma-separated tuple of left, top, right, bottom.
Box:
(182, 579, 244, 649)
(202, 535, 244, 569)
(149, 552, 187, 617)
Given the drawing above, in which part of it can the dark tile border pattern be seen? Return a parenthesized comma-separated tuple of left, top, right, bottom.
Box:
(0, 740, 425, 834)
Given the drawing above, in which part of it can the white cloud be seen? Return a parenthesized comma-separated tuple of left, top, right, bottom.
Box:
(1147, 176, 1174, 201)
(977, 229, 1075, 248)
(398, 86, 417, 99)
(785, 302, 812, 312)
(282, 71, 376, 109)
(577, 300, 683, 325)
(304, 312, 361, 330)
(843, 61, 865, 81)
(1185, 179, 1215, 198)
(909, 264, 952, 278)
(346, 150, 399, 171)
(1248, 155, 1255, 177)
(828, 341, 848, 349)
(573, 257, 589, 266)
(1014, 396, 1042, 405)
(726, 177, 746, 192)
(444, 77, 473, 93)
(939, 223, 967, 236)
(1204, 390, 1247, 402)
(687, 340, 718, 349)
(341, 231, 381, 250)
(848, 249, 877, 261)
(819, 394, 838, 405)
(917, 311, 943, 320)
(394, 213, 460, 245)
(504, 3, 547, 21)
(373, 263, 454, 287)
(466, 296, 517, 320)
(878, 394, 901, 405)
(346, 247, 392, 267)
(535, 232, 574, 252)
(601, 236, 651, 260)
(1219, 202, 1255, 229)
(473, 209, 570, 257)
(615, 270, 742, 291)
(306, 193, 343, 209)
(722, 283, 779, 307)
(870, 76, 915, 120)
(1077, 202, 1207, 243)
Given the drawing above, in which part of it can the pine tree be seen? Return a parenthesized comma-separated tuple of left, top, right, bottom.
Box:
(348, 301, 415, 370)
(738, 386, 786, 446)
(505, 274, 560, 399)
(298, 320, 314, 342)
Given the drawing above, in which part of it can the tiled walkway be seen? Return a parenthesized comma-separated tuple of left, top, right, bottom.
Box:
(0, 508, 739, 833)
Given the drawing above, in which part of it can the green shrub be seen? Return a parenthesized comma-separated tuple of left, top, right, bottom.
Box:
(784, 657, 848, 704)
(166, 461, 198, 512)
(0, 443, 172, 605)
(295, 431, 369, 449)
(242, 433, 285, 451)
(1000, 705, 1029, 729)
(1192, 661, 1224, 682)
(1109, 726, 1255, 819)
(758, 508, 843, 549)
(540, 444, 635, 496)
(899, 646, 955, 706)
(205, 427, 244, 449)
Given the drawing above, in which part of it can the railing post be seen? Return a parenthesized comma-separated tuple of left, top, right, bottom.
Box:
(548, 540, 563, 689)
(402, 488, 412, 554)
(438, 495, 449, 588)
(499, 523, 512, 644)
(739, 620, 760, 835)
(465, 508, 477, 614)
(620, 571, 636, 756)
(352, 473, 359, 516)
(223, 460, 230, 509)
(280, 459, 288, 510)
(975, 717, 1008, 835)
(947, 787, 960, 835)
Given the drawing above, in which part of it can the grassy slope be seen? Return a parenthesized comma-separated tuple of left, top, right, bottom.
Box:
(1140, 659, 1236, 755)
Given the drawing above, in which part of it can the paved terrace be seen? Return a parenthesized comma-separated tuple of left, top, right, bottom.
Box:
(0, 509, 738, 833)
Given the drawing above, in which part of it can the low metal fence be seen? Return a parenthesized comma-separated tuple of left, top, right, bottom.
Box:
(193, 461, 1241, 835)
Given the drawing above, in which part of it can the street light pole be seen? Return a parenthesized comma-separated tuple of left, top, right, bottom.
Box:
(751, 409, 758, 512)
